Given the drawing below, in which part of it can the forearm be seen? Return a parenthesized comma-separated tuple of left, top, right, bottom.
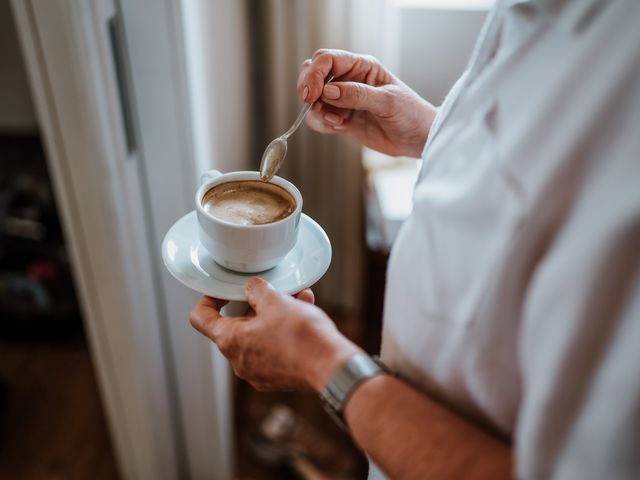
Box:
(194, 274, 511, 478)
(344, 374, 512, 479)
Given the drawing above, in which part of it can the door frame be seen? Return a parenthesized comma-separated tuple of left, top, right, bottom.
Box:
(11, 1, 233, 478)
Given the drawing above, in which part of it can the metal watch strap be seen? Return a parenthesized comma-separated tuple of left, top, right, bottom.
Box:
(319, 353, 389, 431)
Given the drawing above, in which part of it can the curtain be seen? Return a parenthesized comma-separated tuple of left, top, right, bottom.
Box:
(246, 0, 391, 311)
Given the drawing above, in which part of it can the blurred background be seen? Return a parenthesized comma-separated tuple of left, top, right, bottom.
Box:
(0, 0, 490, 478)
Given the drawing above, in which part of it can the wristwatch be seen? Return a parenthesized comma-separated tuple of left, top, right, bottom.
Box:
(319, 353, 391, 431)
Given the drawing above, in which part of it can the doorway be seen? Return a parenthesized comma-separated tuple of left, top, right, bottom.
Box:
(0, 4, 119, 477)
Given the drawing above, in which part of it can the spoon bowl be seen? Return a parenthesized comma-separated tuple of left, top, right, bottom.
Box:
(259, 136, 288, 182)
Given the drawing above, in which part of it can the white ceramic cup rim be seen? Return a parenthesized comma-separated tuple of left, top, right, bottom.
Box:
(195, 170, 303, 229)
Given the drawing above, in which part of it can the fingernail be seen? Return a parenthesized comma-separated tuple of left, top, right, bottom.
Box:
(323, 84, 340, 100)
(324, 113, 342, 125)
(245, 277, 262, 292)
(303, 85, 309, 101)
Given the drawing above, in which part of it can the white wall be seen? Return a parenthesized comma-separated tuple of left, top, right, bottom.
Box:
(395, 7, 487, 104)
(0, 1, 37, 131)
(181, 0, 251, 175)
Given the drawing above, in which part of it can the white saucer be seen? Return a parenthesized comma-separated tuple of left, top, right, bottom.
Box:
(162, 211, 332, 301)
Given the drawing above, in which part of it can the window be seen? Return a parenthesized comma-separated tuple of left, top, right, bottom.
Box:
(389, 0, 495, 10)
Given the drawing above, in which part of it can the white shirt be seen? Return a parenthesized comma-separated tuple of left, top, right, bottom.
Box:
(380, 1, 640, 478)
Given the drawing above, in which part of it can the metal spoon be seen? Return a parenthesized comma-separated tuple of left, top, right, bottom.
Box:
(259, 74, 334, 182)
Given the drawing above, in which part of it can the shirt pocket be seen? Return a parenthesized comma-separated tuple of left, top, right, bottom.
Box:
(411, 98, 526, 327)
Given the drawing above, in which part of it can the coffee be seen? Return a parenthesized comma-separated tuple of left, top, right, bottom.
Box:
(202, 180, 296, 226)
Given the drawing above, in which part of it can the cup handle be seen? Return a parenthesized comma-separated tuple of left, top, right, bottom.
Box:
(200, 169, 222, 185)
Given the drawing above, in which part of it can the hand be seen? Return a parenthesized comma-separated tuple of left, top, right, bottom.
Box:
(297, 49, 437, 157)
(189, 277, 361, 392)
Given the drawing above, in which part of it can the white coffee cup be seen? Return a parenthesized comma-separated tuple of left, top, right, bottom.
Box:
(195, 170, 303, 273)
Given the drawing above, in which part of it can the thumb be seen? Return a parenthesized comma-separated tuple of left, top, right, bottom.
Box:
(321, 82, 393, 116)
(245, 277, 281, 312)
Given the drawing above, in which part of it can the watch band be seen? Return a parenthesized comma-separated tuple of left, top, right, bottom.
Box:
(319, 354, 389, 431)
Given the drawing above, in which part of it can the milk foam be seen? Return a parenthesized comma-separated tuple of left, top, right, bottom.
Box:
(202, 180, 295, 226)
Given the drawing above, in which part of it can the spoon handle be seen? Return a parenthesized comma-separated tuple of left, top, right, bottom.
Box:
(283, 102, 313, 139)
(282, 74, 335, 139)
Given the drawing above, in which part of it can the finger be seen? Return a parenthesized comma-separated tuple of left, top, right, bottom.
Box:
(310, 99, 351, 117)
(310, 102, 351, 125)
(297, 49, 363, 103)
(321, 82, 394, 116)
(189, 296, 230, 336)
(210, 317, 245, 354)
(189, 296, 225, 328)
(204, 296, 229, 311)
(305, 109, 347, 133)
(296, 59, 314, 102)
(295, 288, 315, 304)
(297, 50, 334, 102)
(324, 112, 344, 126)
(320, 104, 352, 127)
(244, 277, 282, 312)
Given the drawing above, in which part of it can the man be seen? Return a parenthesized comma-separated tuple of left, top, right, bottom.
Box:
(190, 1, 640, 478)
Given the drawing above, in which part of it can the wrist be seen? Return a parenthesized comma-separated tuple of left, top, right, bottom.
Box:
(405, 100, 437, 157)
(306, 332, 362, 393)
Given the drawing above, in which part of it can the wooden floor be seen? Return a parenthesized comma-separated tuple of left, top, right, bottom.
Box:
(235, 385, 368, 479)
(0, 338, 120, 480)
(0, 307, 370, 480)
